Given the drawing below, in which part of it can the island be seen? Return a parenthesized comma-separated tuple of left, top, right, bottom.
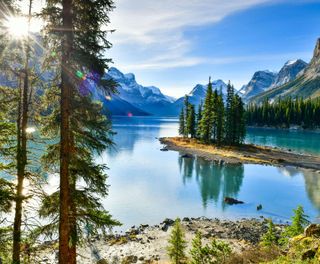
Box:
(160, 137, 320, 171)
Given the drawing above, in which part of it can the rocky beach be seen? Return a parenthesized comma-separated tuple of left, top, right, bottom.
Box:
(36, 217, 284, 264)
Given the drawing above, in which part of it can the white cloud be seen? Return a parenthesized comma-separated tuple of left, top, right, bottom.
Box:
(109, 0, 276, 71)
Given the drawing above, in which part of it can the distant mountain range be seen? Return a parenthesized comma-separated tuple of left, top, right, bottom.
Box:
(100, 67, 228, 116)
(250, 38, 320, 103)
(239, 59, 308, 102)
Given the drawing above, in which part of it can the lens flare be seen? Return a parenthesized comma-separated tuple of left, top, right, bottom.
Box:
(4, 16, 42, 38)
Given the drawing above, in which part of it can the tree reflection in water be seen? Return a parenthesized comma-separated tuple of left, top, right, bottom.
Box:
(179, 154, 244, 209)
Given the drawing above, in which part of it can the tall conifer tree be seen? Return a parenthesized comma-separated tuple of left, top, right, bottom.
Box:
(41, 1, 117, 263)
(199, 78, 214, 143)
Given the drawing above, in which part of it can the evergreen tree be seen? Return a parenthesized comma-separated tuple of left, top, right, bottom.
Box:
(211, 89, 219, 142)
(216, 89, 224, 145)
(179, 108, 186, 137)
(260, 219, 278, 247)
(0, 1, 44, 262)
(196, 102, 203, 138)
(187, 104, 196, 138)
(199, 78, 214, 143)
(41, 1, 117, 263)
(167, 218, 187, 264)
(281, 205, 310, 244)
(225, 82, 235, 145)
(189, 232, 208, 264)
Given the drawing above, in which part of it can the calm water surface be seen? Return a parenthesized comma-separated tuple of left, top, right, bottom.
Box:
(99, 117, 320, 230)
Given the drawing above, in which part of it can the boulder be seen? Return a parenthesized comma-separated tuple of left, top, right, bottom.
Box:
(224, 197, 244, 205)
(304, 224, 320, 238)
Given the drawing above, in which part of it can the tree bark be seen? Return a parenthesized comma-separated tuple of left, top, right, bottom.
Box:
(59, 0, 73, 263)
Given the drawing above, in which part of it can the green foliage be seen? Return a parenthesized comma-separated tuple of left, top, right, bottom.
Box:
(189, 232, 206, 264)
(261, 219, 278, 247)
(281, 206, 310, 244)
(179, 108, 186, 137)
(167, 218, 187, 264)
(186, 104, 196, 138)
(198, 81, 214, 143)
(189, 232, 232, 264)
(247, 97, 320, 129)
(182, 79, 245, 145)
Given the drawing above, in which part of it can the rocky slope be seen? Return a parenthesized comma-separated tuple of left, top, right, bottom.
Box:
(250, 38, 320, 103)
(239, 59, 308, 102)
(103, 68, 174, 116)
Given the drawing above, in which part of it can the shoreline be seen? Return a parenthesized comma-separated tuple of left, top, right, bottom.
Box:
(37, 217, 284, 264)
(160, 137, 320, 171)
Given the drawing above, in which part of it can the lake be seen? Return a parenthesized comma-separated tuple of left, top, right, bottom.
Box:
(98, 117, 320, 231)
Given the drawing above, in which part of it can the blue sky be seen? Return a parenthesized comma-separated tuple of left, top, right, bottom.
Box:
(108, 0, 320, 97)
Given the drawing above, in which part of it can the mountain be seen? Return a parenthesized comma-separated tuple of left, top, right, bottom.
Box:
(240, 59, 308, 102)
(250, 38, 320, 103)
(99, 94, 150, 117)
(273, 59, 308, 87)
(238, 71, 277, 101)
(171, 80, 227, 115)
(104, 68, 174, 116)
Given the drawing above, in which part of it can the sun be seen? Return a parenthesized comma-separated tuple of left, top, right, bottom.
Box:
(4, 16, 41, 38)
(4, 16, 29, 38)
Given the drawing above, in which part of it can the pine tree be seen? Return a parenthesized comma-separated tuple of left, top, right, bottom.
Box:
(187, 104, 196, 138)
(0, 1, 44, 262)
(196, 102, 203, 138)
(260, 219, 278, 247)
(281, 205, 310, 244)
(216, 89, 224, 145)
(189, 232, 207, 264)
(225, 82, 235, 145)
(41, 1, 117, 263)
(167, 218, 187, 264)
(179, 108, 186, 137)
(199, 78, 214, 143)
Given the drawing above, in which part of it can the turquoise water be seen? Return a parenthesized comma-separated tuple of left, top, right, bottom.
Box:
(246, 127, 320, 156)
(98, 117, 320, 230)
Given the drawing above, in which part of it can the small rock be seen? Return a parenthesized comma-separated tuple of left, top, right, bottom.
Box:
(160, 148, 168, 151)
(224, 197, 244, 205)
(257, 204, 263, 211)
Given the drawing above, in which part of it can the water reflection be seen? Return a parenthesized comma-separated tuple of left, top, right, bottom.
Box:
(304, 171, 320, 212)
(179, 156, 244, 209)
(278, 167, 320, 214)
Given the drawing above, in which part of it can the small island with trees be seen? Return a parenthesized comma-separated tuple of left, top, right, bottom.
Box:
(160, 79, 320, 170)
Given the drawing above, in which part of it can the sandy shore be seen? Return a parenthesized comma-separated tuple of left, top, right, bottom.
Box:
(35, 217, 284, 264)
(160, 137, 320, 171)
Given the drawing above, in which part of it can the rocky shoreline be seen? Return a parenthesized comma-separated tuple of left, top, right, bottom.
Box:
(36, 217, 285, 264)
(160, 137, 320, 171)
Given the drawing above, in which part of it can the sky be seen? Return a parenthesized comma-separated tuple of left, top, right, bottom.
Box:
(23, 0, 320, 98)
(107, 0, 320, 97)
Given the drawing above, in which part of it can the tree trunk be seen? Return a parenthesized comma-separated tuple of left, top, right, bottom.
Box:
(59, 0, 73, 263)
(12, 2, 32, 262)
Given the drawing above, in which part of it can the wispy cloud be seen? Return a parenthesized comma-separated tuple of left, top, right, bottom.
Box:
(116, 51, 311, 71)
(109, 0, 277, 71)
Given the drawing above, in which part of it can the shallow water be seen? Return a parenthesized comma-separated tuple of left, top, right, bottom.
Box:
(98, 117, 320, 230)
